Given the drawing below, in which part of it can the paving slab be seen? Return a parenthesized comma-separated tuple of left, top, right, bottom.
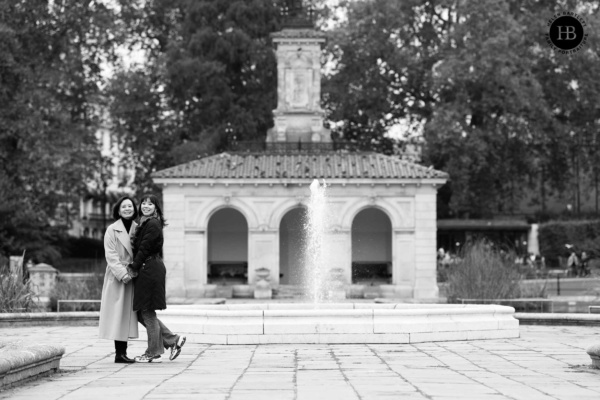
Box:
(0, 325, 599, 399)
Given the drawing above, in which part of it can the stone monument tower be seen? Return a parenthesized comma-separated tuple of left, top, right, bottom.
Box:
(266, 1, 331, 144)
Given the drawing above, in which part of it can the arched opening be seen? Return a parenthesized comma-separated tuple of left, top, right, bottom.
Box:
(279, 207, 307, 285)
(351, 208, 392, 284)
(207, 208, 248, 285)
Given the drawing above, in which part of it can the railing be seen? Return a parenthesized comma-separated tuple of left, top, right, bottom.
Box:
(225, 141, 392, 154)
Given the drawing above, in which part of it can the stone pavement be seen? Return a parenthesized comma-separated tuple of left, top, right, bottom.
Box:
(0, 325, 599, 399)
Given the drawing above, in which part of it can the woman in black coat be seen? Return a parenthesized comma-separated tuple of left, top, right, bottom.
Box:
(129, 194, 186, 363)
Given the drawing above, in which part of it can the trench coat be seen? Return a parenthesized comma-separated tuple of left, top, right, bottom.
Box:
(130, 217, 167, 311)
(98, 219, 139, 341)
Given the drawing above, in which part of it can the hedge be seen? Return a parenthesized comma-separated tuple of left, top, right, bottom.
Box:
(63, 236, 105, 259)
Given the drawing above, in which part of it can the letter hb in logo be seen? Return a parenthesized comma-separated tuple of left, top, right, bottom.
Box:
(549, 16, 584, 49)
(556, 26, 577, 40)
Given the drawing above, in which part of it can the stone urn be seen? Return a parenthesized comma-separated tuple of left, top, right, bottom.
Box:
(255, 268, 271, 281)
(254, 268, 272, 299)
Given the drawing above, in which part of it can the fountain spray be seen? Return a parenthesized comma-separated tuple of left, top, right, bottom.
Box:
(305, 179, 329, 303)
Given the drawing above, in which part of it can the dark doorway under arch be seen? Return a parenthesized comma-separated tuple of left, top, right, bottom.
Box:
(279, 207, 307, 285)
(207, 208, 248, 284)
(351, 208, 392, 284)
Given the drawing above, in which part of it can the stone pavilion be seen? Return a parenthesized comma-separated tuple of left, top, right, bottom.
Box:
(152, 19, 448, 301)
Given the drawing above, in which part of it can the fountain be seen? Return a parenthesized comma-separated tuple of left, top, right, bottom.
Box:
(158, 180, 519, 344)
(305, 179, 328, 302)
(304, 179, 346, 302)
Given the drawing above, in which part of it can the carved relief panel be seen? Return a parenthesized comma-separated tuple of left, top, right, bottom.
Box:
(277, 45, 320, 112)
(286, 68, 310, 108)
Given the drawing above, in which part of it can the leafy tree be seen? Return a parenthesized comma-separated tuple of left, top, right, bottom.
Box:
(323, 0, 600, 218)
(424, 0, 550, 217)
(106, 67, 174, 193)
(323, 0, 442, 155)
(109, 0, 292, 191)
(0, 0, 126, 262)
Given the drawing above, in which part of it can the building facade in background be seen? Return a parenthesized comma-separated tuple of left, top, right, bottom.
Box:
(152, 22, 447, 300)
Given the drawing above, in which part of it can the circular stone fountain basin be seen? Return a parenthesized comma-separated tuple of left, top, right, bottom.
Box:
(157, 303, 519, 345)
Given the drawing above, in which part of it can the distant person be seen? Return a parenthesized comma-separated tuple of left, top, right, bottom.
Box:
(99, 196, 139, 364)
(129, 194, 185, 363)
(580, 251, 591, 277)
(566, 245, 580, 277)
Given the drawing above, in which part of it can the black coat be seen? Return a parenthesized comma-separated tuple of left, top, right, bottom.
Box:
(130, 217, 166, 311)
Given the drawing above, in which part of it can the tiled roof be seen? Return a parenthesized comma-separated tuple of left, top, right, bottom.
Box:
(152, 152, 448, 181)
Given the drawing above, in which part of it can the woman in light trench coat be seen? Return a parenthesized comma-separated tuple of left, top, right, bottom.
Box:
(99, 196, 139, 363)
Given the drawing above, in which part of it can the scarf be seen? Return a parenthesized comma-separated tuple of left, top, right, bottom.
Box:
(121, 217, 133, 233)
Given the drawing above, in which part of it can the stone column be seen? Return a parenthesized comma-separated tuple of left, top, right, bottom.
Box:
(323, 230, 352, 284)
(184, 230, 207, 297)
(413, 190, 439, 299)
(248, 230, 279, 286)
(163, 191, 186, 298)
(392, 231, 415, 298)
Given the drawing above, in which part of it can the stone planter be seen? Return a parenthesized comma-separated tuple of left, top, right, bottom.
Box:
(363, 285, 381, 299)
(204, 284, 217, 298)
(27, 263, 58, 310)
(346, 285, 365, 299)
(215, 286, 233, 298)
(380, 285, 396, 298)
(586, 344, 600, 369)
(232, 285, 253, 298)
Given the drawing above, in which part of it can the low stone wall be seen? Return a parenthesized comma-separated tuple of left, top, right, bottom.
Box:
(0, 342, 65, 388)
(156, 303, 520, 344)
(0, 312, 99, 328)
(515, 312, 600, 326)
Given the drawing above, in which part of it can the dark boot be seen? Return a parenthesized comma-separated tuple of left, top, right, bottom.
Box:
(114, 340, 134, 363)
(115, 353, 135, 363)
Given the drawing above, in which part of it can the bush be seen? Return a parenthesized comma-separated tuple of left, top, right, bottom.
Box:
(445, 240, 522, 302)
(519, 280, 548, 298)
(0, 259, 38, 312)
(49, 273, 104, 311)
(0, 273, 39, 312)
(62, 236, 105, 259)
(539, 220, 600, 267)
(52, 236, 106, 273)
(55, 258, 106, 273)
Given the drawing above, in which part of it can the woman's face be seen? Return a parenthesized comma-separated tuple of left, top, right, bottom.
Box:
(141, 199, 156, 216)
(119, 200, 135, 220)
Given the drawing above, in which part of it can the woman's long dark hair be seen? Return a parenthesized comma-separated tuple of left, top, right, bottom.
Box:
(138, 194, 168, 227)
(112, 196, 138, 221)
